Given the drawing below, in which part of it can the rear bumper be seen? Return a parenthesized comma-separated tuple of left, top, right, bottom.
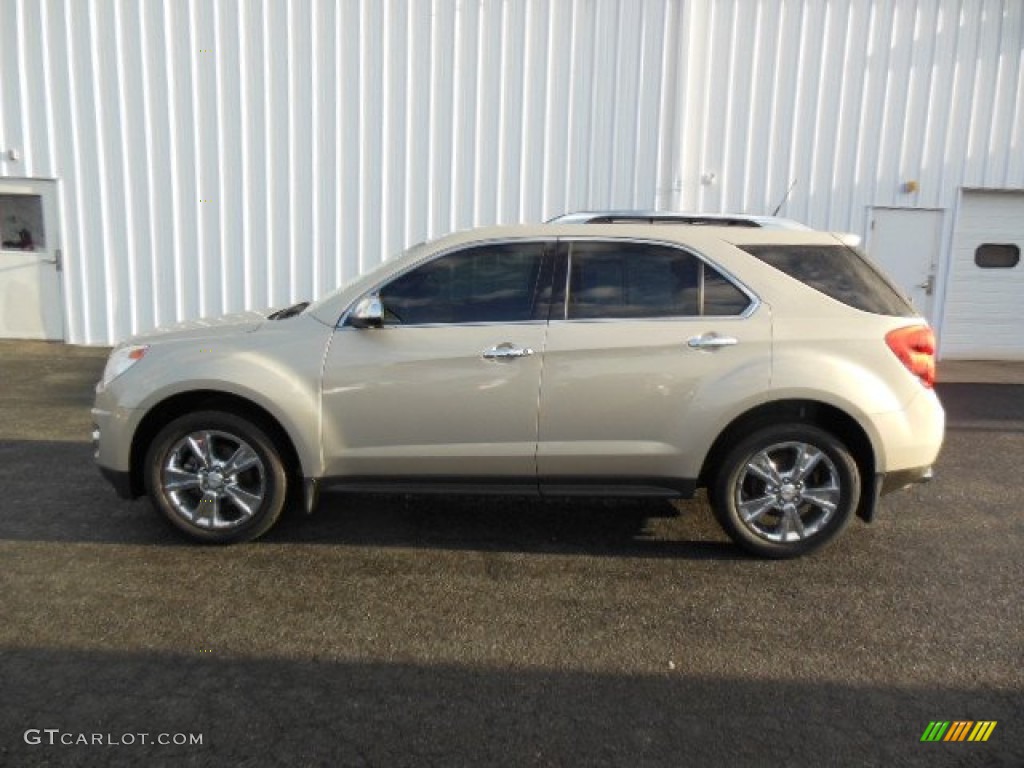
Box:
(869, 387, 945, 473)
(855, 386, 943, 524)
(858, 464, 933, 522)
(880, 464, 934, 495)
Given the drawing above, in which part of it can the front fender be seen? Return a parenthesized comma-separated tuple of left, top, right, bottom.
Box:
(100, 316, 333, 477)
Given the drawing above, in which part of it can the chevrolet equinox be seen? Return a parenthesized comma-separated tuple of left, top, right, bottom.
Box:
(93, 225, 944, 558)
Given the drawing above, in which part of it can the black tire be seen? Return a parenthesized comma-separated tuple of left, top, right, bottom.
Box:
(144, 410, 288, 544)
(710, 424, 860, 559)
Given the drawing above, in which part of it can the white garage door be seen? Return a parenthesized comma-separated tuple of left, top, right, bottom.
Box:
(941, 191, 1024, 360)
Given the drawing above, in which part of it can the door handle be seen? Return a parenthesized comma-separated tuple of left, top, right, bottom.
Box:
(687, 333, 738, 350)
(40, 249, 63, 271)
(482, 343, 534, 360)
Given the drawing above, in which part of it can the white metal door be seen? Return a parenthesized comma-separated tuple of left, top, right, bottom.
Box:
(867, 208, 942, 321)
(0, 179, 63, 339)
(941, 191, 1024, 360)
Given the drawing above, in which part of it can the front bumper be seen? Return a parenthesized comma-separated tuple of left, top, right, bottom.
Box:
(98, 464, 136, 499)
(92, 392, 141, 498)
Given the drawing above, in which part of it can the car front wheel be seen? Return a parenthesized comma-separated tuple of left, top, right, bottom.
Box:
(145, 411, 288, 544)
(710, 424, 860, 558)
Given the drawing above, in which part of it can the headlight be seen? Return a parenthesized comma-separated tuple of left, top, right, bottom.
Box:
(99, 344, 149, 388)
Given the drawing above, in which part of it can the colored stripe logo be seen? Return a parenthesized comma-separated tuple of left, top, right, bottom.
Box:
(920, 721, 997, 742)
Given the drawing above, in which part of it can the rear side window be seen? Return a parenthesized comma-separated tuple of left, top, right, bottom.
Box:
(703, 268, 751, 315)
(566, 241, 751, 319)
(740, 244, 915, 316)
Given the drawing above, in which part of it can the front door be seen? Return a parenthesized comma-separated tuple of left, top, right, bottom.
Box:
(321, 240, 554, 481)
(867, 207, 942, 321)
(0, 179, 63, 339)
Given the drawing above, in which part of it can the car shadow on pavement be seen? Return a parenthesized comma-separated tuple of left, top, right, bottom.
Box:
(0, 437, 744, 559)
(1, 647, 1020, 767)
(267, 490, 744, 560)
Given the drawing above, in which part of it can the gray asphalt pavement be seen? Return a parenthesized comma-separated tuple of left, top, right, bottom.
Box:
(0, 341, 1021, 767)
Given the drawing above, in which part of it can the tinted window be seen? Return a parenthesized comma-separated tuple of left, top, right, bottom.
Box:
(975, 243, 1019, 269)
(566, 242, 750, 319)
(704, 268, 751, 315)
(741, 244, 915, 317)
(379, 243, 548, 325)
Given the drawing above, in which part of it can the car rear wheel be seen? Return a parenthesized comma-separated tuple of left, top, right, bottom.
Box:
(710, 424, 860, 558)
(145, 411, 288, 544)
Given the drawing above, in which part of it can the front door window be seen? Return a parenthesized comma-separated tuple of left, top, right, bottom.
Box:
(377, 242, 551, 325)
(323, 240, 553, 479)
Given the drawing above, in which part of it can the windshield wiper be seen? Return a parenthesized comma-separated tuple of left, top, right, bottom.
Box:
(267, 301, 309, 320)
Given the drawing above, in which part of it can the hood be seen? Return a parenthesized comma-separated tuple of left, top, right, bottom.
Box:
(128, 309, 274, 344)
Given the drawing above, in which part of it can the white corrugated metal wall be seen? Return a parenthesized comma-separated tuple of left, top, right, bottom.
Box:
(1, 0, 1022, 346)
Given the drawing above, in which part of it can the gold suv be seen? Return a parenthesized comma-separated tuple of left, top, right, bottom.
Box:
(93, 225, 944, 557)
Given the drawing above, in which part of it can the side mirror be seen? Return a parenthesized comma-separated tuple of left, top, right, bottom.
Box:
(347, 295, 384, 329)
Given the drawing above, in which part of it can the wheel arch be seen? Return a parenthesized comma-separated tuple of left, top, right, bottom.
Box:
(128, 390, 305, 498)
(698, 399, 876, 519)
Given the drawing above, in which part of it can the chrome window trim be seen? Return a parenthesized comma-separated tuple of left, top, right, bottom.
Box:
(558, 236, 760, 322)
(547, 312, 758, 325)
(336, 320, 549, 331)
(337, 235, 761, 327)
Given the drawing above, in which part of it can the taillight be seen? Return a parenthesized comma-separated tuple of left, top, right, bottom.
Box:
(885, 325, 936, 388)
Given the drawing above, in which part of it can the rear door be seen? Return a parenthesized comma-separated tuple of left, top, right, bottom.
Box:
(537, 238, 772, 490)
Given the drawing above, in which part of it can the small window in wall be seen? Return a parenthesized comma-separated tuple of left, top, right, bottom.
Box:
(974, 243, 1020, 269)
(0, 194, 46, 251)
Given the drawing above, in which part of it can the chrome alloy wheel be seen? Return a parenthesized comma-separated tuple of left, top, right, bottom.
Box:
(734, 441, 841, 543)
(161, 430, 266, 531)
